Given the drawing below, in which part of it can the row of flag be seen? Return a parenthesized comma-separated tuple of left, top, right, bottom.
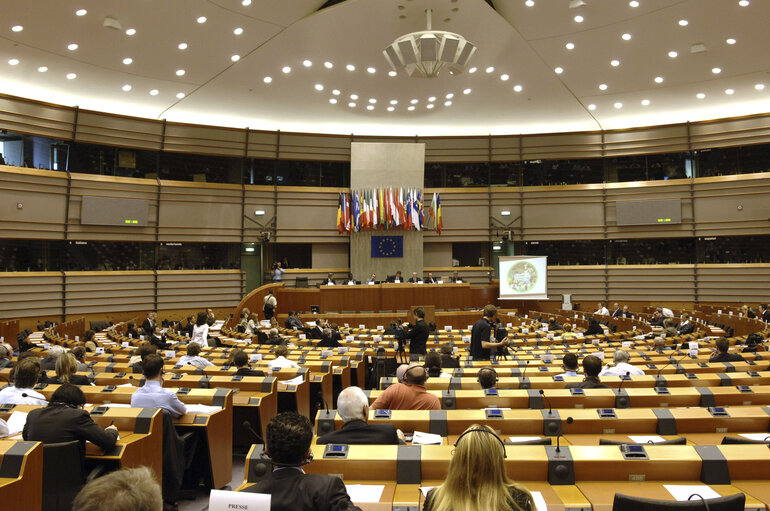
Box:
(336, 188, 442, 234)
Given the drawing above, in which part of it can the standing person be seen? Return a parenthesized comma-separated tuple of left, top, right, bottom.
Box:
(141, 311, 156, 337)
(263, 290, 277, 321)
(402, 307, 429, 359)
(190, 311, 209, 347)
(272, 261, 286, 282)
(470, 305, 510, 361)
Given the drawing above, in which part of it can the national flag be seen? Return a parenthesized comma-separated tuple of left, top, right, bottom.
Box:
(434, 193, 442, 234)
(372, 188, 378, 229)
(344, 192, 351, 233)
(336, 192, 344, 234)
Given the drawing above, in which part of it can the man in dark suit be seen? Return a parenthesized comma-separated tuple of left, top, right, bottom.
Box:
(322, 273, 336, 285)
(141, 311, 156, 337)
(610, 303, 622, 318)
(233, 350, 266, 376)
(439, 343, 459, 368)
(317, 386, 404, 445)
(676, 313, 695, 335)
(242, 412, 361, 510)
(40, 345, 65, 371)
(423, 272, 436, 284)
(709, 337, 745, 362)
(180, 315, 194, 337)
(402, 307, 430, 358)
(449, 271, 463, 283)
(407, 272, 421, 283)
(565, 355, 610, 389)
(761, 304, 770, 323)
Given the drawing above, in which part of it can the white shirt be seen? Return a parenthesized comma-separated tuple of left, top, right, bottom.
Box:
(0, 418, 8, 437)
(595, 307, 610, 315)
(600, 361, 645, 377)
(269, 356, 300, 369)
(191, 323, 209, 347)
(177, 355, 214, 368)
(0, 386, 47, 405)
(661, 307, 674, 318)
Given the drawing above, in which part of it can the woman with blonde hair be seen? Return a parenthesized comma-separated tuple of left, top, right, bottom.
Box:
(423, 425, 533, 511)
(44, 352, 91, 385)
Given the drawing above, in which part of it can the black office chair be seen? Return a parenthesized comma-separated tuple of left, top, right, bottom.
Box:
(612, 492, 744, 510)
(599, 437, 687, 445)
(42, 440, 107, 511)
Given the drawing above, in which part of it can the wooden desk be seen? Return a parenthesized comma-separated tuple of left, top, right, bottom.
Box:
(417, 480, 589, 511)
(0, 440, 43, 511)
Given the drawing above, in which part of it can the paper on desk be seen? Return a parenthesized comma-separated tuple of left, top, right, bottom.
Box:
(508, 436, 544, 443)
(344, 484, 385, 503)
(117, 383, 135, 388)
(278, 375, 305, 386)
(411, 431, 443, 445)
(185, 404, 222, 415)
(6, 411, 27, 436)
(420, 487, 438, 497)
(664, 485, 721, 501)
(101, 403, 131, 408)
(739, 433, 770, 441)
(209, 489, 270, 511)
(531, 491, 548, 511)
(628, 435, 665, 443)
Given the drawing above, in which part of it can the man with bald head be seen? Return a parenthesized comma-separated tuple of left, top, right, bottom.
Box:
(371, 363, 440, 410)
(317, 386, 404, 444)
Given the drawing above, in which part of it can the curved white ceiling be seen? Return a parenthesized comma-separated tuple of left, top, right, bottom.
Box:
(1, 0, 768, 136)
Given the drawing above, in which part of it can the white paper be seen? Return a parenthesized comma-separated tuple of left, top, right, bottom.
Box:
(185, 404, 222, 415)
(250, 354, 262, 362)
(411, 430, 443, 445)
(348, 281, 355, 285)
(367, 282, 374, 285)
(628, 435, 665, 443)
(278, 375, 305, 386)
(531, 491, 548, 511)
(467, 325, 473, 330)
(96, 347, 105, 354)
(377, 325, 384, 331)
(689, 341, 699, 350)
(209, 489, 270, 511)
(436, 280, 443, 284)
(344, 484, 385, 503)
(117, 383, 134, 387)
(595, 351, 605, 360)
(508, 436, 544, 443)
(346, 335, 354, 341)
(102, 403, 131, 408)
(165, 350, 175, 358)
(506, 323, 513, 328)
(461, 335, 470, 342)
(445, 325, 452, 332)
(621, 341, 632, 348)
(417, 281, 424, 285)
(739, 433, 770, 441)
(664, 485, 721, 501)
(321, 350, 333, 357)
(6, 411, 28, 436)
(306, 321, 317, 327)
(121, 341, 129, 347)
(420, 486, 438, 497)
(298, 334, 306, 340)
(359, 324, 365, 330)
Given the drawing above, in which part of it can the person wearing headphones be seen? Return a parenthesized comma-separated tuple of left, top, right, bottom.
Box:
(371, 363, 440, 410)
(317, 386, 405, 445)
(242, 412, 361, 510)
(423, 425, 534, 511)
(477, 367, 498, 390)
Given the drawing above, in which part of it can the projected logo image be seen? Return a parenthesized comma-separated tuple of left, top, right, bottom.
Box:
(507, 261, 538, 293)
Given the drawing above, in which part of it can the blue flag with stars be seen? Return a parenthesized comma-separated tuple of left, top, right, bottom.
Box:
(372, 235, 403, 258)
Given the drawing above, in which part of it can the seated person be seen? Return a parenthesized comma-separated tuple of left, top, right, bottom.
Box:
(0, 356, 48, 405)
(125, 322, 141, 339)
(130, 353, 187, 418)
(345, 273, 357, 285)
(407, 272, 421, 283)
(71, 345, 90, 372)
(583, 318, 604, 337)
(43, 352, 91, 385)
(285, 311, 305, 330)
(428, 322, 438, 335)
(439, 343, 460, 369)
(23, 383, 118, 451)
(177, 342, 214, 368)
(423, 425, 534, 511)
(366, 273, 377, 284)
(388, 271, 403, 283)
(742, 333, 765, 353)
(621, 305, 632, 318)
(73, 466, 162, 511)
(477, 367, 498, 390)
(0, 344, 13, 369)
(230, 349, 265, 377)
(652, 337, 667, 353)
(710, 337, 745, 362)
(565, 355, 609, 389)
(556, 353, 579, 378)
(676, 313, 695, 335)
(241, 412, 361, 510)
(560, 323, 579, 341)
(267, 328, 284, 345)
(594, 303, 609, 315)
(649, 310, 665, 327)
(148, 326, 170, 350)
(322, 273, 336, 285)
(662, 318, 678, 338)
(318, 328, 341, 348)
(547, 318, 563, 331)
(309, 318, 328, 339)
(180, 315, 195, 338)
(449, 271, 463, 283)
(129, 344, 157, 374)
(371, 364, 440, 410)
(424, 351, 447, 378)
(269, 344, 300, 369)
(599, 349, 645, 376)
(41, 345, 65, 371)
(423, 272, 436, 284)
(246, 313, 260, 335)
(317, 386, 404, 445)
(395, 364, 409, 384)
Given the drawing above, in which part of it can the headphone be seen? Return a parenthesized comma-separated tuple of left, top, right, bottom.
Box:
(260, 451, 314, 468)
(404, 364, 426, 383)
(477, 367, 499, 385)
(454, 428, 507, 458)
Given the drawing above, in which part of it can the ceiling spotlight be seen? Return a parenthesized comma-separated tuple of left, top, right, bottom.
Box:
(66, 72, 77, 79)
(513, 84, 523, 92)
(427, 104, 435, 109)
(231, 55, 240, 62)
(463, 88, 471, 94)
(446, 93, 454, 99)
(263, 76, 272, 83)
(303, 60, 312, 67)
(726, 38, 736, 45)
(610, 59, 620, 67)
(324, 61, 333, 69)
(525, 0, 535, 6)
(587, 104, 596, 110)
(641, 99, 650, 106)
(369, 98, 377, 104)
(242, 0, 252, 5)
(346, 64, 355, 71)
(197, 16, 207, 23)
(554, 67, 564, 74)
(383, 8, 477, 78)
(696, 93, 705, 99)
(75, 9, 87, 16)
(11, 25, 23, 32)
(350, 94, 359, 100)
(408, 105, 415, 111)
(390, 99, 398, 104)
(67, 43, 79, 51)
(755, 83, 766, 91)
(388, 70, 397, 77)
(387, 106, 395, 111)
(178, 43, 188, 50)
(565, 42, 575, 50)
(574, 15, 584, 22)
(711, 67, 722, 74)
(122, 84, 132, 91)
(332, 89, 340, 95)
(366, 105, 374, 110)
(444, 100, 452, 106)
(329, 98, 337, 104)
(599, 83, 608, 90)
(411, 99, 418, 104)
(725, 88, 734, 95)
(149, 89, 159, 96)
(629, 1, 639, 6)
(614, 102, 623, 109)
(234, 28, 244, 35)
(678, 19, 688, 26)
(738, 0, 749, 5)
(485, 66, 494, 73)
(500, 73, 509, 80)
(123, 57, 133, 65)
(654, 76, 664, 83)
(176, 92, 185, 99)
(176, 69, 185, 76)
(314, 84, 324, 91)
(8, 58, 19, 66)
(367, 67, 376, 73)
(37, 66, 48, 72)
(469, 67, 477, 73)
(622, 33, 632, 40)
(282, 66, 291, 73)
(348, 102, 356, 108)
(125, 28, 136, 35)
(428, 96, 436, 102)
(668, 51, 678, 58)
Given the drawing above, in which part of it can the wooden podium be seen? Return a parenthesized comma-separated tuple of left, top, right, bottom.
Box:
(408, 305, 435, 325)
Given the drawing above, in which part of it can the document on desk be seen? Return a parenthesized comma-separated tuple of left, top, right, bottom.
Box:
(628, 435, 665, 443)
(277, 375, 305, 386)
(530, 491, 548, 511)
(185, 404, 222, 415)
(664, 485, 721, 501)
(739, 433, 770, 441)
(508, 436, 544, 443)
(209, 489, 270, 511)
(420, 487, 437, 497)
(117, 383, 135, 387)
(6, 411, 28, 436)
(344, 484, 385, 503)
(411, 431, 443, 445)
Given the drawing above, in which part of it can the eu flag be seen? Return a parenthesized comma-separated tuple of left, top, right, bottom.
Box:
(372, 235, 403, 258)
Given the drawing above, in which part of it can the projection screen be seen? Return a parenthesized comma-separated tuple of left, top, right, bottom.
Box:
(498, 255, 548, 300)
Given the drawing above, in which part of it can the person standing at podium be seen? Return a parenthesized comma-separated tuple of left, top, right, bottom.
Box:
(402, 307, 429, 358)
(470, 305, 510, 360)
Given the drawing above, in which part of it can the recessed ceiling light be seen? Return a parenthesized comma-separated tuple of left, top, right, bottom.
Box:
(66, 73, 77, 79)
(11, 25, 23, 32)
(738, 0, 749, 5)
(565, 42, 575, 50)
(176, 92, 185, 99)
(610, 59, 620, 67)
(125, 28, 136, 36)
(178, 43, 188, 50)
(303, 60, 312, 67)
(525, 0, 535, 6)
(622, 33, 632, 40)
(37, 66, 47, 72)
(463, 88, 471, 94)
(388, 70, 397, 77)
(282, 66, 291, 73)
(668, 51, 678, 58)
(242, 0, 252, 5)
(390, 99, 398, 105)
(387, 106, 395, 111)
(369, 98, 377, 104)
(712, 67, 722, 74)
(367, 67, 376, 74)
(67, 43, 78, 51)
(197, 16, 207, 23)
(554, 67, 564, 74)
(425, 104, 434, 110)
(231, 55, 240, 62)
(599, 83, 608, 90)
(482, 67, 493, 74)
(149, 89, 159, 96)
(350, 94, 359, 100)
(574, 15, 584, 22)
(444, 101, 452, 106)
(427, 96, 435, 102)
(587, 103, 597, 110)
(629, 1, 639, 6)
(324, 61, 333, 69)
(446, 93, 454, 99)
(725, 88, 734, 95)
(726, 38, 736, 45)
(75, 9, 87, 16)
(408, 105, 415, 111)
(500, 74, 509, 80)
(329, 98, 337, 104)
(122, 84, 132, 92)
(123, 58, 133, 65)
(346, 64, 355, 71)
(678, 19, 688, 26)
(332, 89, 340, 95)
(696, 93, 705, 99)
(263, 76, 272, 83)
(614, 102, 623, 109)
(513, 84, 523, 92)
(8, 58, 19, 66)
(176, 69, 185, 76)
(348, 102, 356, 108)
(366, 105, 374, 110)
(755, 83, 766, 91)
(410, 99, 418, 104)
(314, 84, 324, 91)
(468, 67, 477, 73)
(234, 28, 244, 35)
(641, 99, 650, 106)
(654, 76, 664, 83)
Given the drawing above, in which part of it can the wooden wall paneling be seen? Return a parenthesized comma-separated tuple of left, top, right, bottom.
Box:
(157, 181, 242, 242)
(490, 188, 523, 240)
(424, 188, 490, 242)
(490, 135, 522, 162)
(163, 123, 246, 157)
(156, 270, 244, 310)
(246, 131, 280, 160)
(275, 187, 343, 242)
(74, 111, 163, 150)
(0, 272, 64, 319)
(546, 266, 607, 302)
(520, 132, 603, 161)
(423, 137, 489, 162)
(64, 271, 155, 315)
(278, 133, 350, 161)
(607, 265, 696, 302)
(604, 179, 694, 239)
(0, 94, 75, 140)
(520, 185, 605, 240)
(696, 264, 770, 302)
(603, 124, 689, 156)
(689, 116, 770, 150)
(0, 167, 68, 239)
(243, 186, 276, 241)
(692, 174, 770, 237)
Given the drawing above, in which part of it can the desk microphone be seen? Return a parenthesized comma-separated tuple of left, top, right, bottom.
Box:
(521, 360, 529, 379)
(687, 493, 712, 511)
(555, 417, 574, 453)
(243, 420, 263, 443)
(655, 352, 689, 386)
(616, 371, 631, 394)
(539, 389, 553, 415)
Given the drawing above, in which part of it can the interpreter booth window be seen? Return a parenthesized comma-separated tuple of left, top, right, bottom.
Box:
(608, 238, 695, 265)
(424, 163, 445, 187)
(275, 160, 320, 187)
(736, 142, 770, 174)
(697, 235, 770, 264)
(489, 161, 521, 186)
(452, 242, 491, 268)
(159, 152, 243, 184)
(247, 158, 276, 185)
(697, 146, 740, 177)
(521, 158, 604, 186)
(64, 241, 155, 271)
(0, 239, 47, 271)
(608, 152, 690, 182)
(444, 162, 489, 187)
(157, 243, 240, 270)
(266, 244, 311, 269)
(523, 240, 605, 266)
